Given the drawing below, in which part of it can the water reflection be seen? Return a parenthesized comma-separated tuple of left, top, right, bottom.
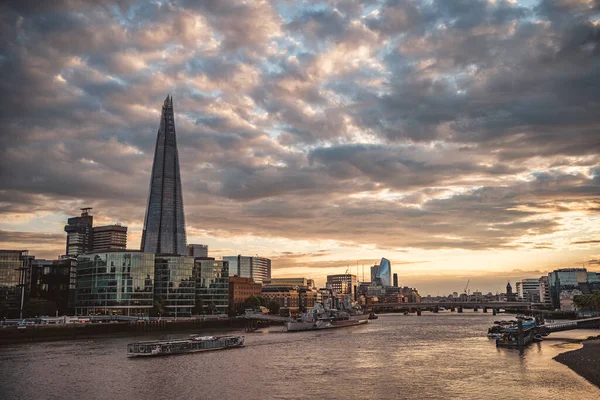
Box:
(0, 312, 598, 400)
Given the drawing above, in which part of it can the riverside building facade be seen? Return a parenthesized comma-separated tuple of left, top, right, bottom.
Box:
(0, 250, 32, 318)
(75, 251, 155, 316)
(193, 259, 229, 315)
(154, 255, 195, 317)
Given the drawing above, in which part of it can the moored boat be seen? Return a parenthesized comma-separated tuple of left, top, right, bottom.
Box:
(285, 301, 369, 332)
(127, 335, 244, 357)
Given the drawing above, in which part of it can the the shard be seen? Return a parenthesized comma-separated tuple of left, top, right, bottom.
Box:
(141, 96, 187, 255)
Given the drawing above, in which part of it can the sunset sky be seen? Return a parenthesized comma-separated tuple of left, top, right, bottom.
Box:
(1, 0, 599, 295)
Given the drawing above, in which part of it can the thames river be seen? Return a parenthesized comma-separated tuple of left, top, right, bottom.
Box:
(1, 312, 598, 400)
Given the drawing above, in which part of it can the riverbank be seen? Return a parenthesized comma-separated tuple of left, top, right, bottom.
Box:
(554, 337, 600, 388)
(0, 318, 247, 345)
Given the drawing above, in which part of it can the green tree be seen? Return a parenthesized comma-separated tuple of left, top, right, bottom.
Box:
(243, 296, 262, 309)
(150, 298, 165, 317)
(267, 300, 280, 315)
(573, 293, 600, 311)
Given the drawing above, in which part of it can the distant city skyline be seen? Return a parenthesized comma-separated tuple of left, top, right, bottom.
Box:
(1, 1, 599, 295)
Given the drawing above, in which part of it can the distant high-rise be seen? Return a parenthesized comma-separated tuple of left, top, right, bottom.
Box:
(93, 224, 127, 252)
(64, 208, 94, 256)
(141, 96, 187, 255)
(223, 255, 271, 284)
(393, 273, 398, 287)
(188, 244, 208, 258)
(376, 258, 392, 286)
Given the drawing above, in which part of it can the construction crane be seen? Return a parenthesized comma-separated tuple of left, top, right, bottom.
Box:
(464, 279, 470, 295)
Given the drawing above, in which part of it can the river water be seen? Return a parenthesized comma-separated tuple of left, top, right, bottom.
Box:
(1, 312, 598, 400)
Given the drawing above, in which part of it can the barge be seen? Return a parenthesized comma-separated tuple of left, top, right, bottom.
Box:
(127, 335, 244, 357)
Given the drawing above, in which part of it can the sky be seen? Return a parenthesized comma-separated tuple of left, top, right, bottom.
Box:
(1, 0, 599, 296)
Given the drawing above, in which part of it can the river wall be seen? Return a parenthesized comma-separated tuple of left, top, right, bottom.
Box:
(0, 319, 246, 345)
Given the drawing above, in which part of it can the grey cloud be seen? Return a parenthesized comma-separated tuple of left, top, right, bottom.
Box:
(0, 0, 599, 259)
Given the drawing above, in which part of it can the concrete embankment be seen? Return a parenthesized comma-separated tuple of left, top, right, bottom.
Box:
(0, 318, 246, 345)
(554, 338, 600, 389)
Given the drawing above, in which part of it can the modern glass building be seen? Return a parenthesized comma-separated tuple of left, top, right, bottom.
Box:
(75, 252, 155, 316)
(0, 250, 32, 319)
(376, 258, 392, 287)
(224, 255, 271, 284)
(193, 259, 229, 315)
(154, 255, 195, 317)
(30, 258, 77, 316)
(141, 96, 187, 256)
(548, 268, 588, 309)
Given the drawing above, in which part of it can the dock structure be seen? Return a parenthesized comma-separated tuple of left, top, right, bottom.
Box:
(496, 316, 600, 348)
(537, 316, 600, 335)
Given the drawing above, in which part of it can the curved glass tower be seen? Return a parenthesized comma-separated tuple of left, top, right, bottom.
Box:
(376, 257, 392, 286)
(141, 96, 187, 255)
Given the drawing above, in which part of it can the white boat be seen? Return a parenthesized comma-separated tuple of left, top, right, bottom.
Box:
(127, 335, 244, 357)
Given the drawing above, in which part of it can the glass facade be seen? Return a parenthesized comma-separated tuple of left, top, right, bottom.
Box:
(75, 252, 155, 316)
(223, 255, 271, 284)
(141, 96, 187, 256)
(193, 259, 229, 315)
(376, 258, 392, 287)
(154, 256, 195, 317)
(30, 258, 77, 316)
(548, 268, 588, 309)
(0, 250, 31, 318)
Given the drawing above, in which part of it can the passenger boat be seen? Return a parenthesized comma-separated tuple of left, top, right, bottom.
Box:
(127, 335, 244, 357)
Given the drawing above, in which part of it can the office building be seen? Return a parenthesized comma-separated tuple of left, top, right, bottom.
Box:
(264, 277, 310, 287)
(228, 276, 262, 315)
(326, 274, 357, 299)
(75, 251, 155, 316)
(539, 276, 552, 305)
(188, 244, 208, 258)
(370, 265, 379, 282)
(548, 268, 600, 309)
(0, 250, 32, 319)
(64, 208, 94, 257)
(193, 259, 229, 315)
(92, 224, 127, 252)
(393, 273, 398, 287)
(224, 255, 271, 284)
(375, 257, 392, 286)
(29, 258, 77, 316)
(261, 285, 299, 316)
(154, 255, 195, 317)
(141, 96, 187, 255)
(516, 278, 541, 302)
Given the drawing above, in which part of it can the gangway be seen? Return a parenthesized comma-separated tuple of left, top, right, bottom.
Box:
(538, 316, 600, 335)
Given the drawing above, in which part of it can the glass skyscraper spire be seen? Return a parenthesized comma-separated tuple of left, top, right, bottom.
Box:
(141, 95, 187, 255)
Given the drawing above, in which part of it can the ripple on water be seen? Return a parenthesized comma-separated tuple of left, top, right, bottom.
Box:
(0, 313, 598, 400)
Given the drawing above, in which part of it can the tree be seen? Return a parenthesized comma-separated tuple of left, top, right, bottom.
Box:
(573, 293, 600, 311)
(243, 296, 262, 309)
(267, 300, 280, 315)
(150, 298, 165, 317)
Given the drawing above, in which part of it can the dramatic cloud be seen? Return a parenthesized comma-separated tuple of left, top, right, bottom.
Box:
(1, 0, 599, 293)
